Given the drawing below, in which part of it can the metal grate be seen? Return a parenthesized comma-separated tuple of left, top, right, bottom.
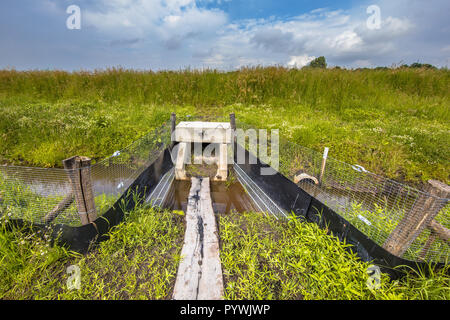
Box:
(233, 162, 287, 219)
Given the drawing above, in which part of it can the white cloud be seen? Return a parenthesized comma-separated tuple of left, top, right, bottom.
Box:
(83, 0, 227, 43)
(200, 7, 416, 68)
(32, 0, 449, 69)
(287, 55, 315, 68)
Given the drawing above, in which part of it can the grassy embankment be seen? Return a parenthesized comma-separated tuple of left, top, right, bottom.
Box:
(0, 67, 448, 185)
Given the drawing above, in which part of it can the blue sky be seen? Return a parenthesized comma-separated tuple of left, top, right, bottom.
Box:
(198, 0, 354, 20)
(0, 0, 449, 70)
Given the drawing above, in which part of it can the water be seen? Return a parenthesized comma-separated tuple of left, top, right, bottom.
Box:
(0, 163, 138, 198)
(165, 179, 259, 214)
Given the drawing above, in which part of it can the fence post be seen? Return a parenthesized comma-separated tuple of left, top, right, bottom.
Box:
(171, 112, 176, 138)
(229, 113, 236, 131)
(382, 180, 449, 257)
(170, 113, 177, 150)
(63, 156, 97, 225)
(319, 147, 329, 185)
(229, 113, 236, 164)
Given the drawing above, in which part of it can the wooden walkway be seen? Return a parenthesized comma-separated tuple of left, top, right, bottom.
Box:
(172, 177, 224, 300)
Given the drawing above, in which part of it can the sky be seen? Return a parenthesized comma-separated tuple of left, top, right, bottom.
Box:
(0, 0, 449, 70)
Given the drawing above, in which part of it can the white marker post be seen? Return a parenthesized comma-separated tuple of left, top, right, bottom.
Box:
(319, 147, 329, 185)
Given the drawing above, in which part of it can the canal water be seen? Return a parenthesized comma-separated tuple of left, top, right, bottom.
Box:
(165, 178, 260, 214)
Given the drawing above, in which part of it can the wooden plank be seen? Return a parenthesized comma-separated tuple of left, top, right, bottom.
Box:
(172, 177, 203, 299)
(428, 219, 450, 243)
(197, 177, 223, 300)
(173, 177, 224, 300)
(171, 113, 176, 145)
(383, 180, 449, 257)
(214, 143, 228, 181)
(63, 156, 89, 225)
(175, 142, 188, 180)
(174, 122, 231, 144)
(43, 193, 74, 224)
(419, 219, 450, 260)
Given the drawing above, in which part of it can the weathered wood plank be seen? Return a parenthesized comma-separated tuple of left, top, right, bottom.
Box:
(428, 219, 450, 243)
(43, 193, 74, 224)
(383, 180, 449, 257)
(173, 177, 224, 300)
(214, 143, 228, 181)
(175, 142, 188, 180)
(419, 220, 450, 259)
(197, 177, 223, 300)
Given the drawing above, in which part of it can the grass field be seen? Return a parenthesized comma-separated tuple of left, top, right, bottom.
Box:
(0, 67, 449, 300)
(0, 67, 448, 185)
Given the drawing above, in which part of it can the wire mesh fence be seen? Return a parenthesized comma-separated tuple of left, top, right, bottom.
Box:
(236, 120, 449, 264)
(0, 165, 77, 225)
(1, 115, 448, 264)
(0, 124, 171, 227)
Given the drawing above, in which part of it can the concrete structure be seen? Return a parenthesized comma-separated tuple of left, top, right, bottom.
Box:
(172, 121, 231, 181)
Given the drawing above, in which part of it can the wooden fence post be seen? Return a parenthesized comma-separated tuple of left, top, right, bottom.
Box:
(229, 113, 236, 131)
(63, 156, 97, 225)
(230, 113, 236, 161)
(171, 113, 176, 138)
(382, 180, 449, 257)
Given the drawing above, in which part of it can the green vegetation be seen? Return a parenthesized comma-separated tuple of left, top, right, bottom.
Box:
(0, 67, 448, 300)
(219, 211, 450, 300)
(408, 63, 438, 70)
(2, 206, 448, 300)
(0, 206, 184, 299)
(0, 172, 119, 226)
(0, 67, 448, 185)
(308, 56, 327, 68)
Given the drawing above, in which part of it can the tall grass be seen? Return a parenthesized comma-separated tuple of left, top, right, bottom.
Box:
(0, 67, 448, 185)
(1, 67, 448, 107)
